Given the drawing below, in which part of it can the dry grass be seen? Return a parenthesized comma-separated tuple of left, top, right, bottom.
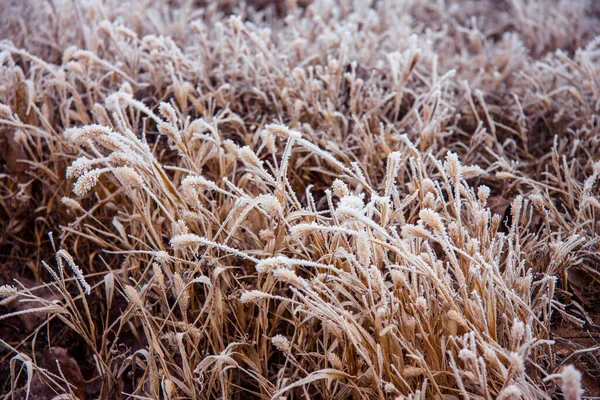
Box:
(1, 0, 599, 399)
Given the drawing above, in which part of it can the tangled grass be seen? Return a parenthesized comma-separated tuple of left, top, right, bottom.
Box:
(1, 0, 600, 398)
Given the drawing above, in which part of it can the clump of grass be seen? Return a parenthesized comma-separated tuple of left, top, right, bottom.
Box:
(1, 0, 599, 398)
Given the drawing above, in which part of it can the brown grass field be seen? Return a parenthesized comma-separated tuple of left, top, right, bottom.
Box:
(1, 0, 600, 398)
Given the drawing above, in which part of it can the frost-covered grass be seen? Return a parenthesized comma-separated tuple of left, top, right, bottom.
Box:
(1, 0, 599, 398)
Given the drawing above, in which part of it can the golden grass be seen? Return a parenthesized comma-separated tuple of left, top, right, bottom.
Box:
(1, 0, 599, 398)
